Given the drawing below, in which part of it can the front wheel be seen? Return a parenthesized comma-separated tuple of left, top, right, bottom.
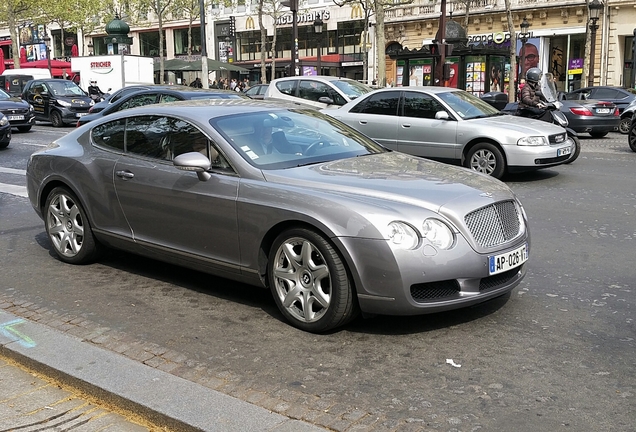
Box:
(50, 110, 64, 127)
(44, 187, 101, 264)
(619, 116, 631, 134)
(268, 228, 358, 332)
(564, 136, 581, 164)
(465, 143, 506, 179)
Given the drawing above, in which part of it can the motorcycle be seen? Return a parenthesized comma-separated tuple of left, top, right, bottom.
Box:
(89, 88, 112, 103)
(500, 73, 580, 164)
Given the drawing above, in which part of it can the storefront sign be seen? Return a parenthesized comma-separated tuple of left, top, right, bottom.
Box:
(568, 58, 583, 75)
(342, 61, 363, 67)
(276, 10, 330, 26)
(468, 31, 533, 46)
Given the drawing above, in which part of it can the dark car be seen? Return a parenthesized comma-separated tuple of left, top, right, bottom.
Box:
(77, 88, 247, 126)
(244, 84, 269, 100)
(565, 86, 636, 114)
(88, 84, 192, 113)
(0, 113, 11, 149)
(501, 99, 619, 138)
(22, 79, 93, 127)
(618, 98, 636, 134)
(0, 88, 35, 132)
(0, 74, 34, 97)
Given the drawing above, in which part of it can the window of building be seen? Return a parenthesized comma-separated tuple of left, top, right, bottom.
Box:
(174, 27, 201, 55)
(139, 31, 166, 57)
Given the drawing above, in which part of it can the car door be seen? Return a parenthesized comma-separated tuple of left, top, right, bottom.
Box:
(112, 114, 241, 271)
(397, 91, 458, 159)
(337, 91, 400, 150)
(25, 81, 50, 119)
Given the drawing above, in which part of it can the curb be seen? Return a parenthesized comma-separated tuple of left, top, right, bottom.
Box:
(0, 309, 328, 432)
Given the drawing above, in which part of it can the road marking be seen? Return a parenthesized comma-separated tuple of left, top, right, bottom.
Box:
(0, 183, 28, 198)
(0, 167, 26, 175)
(0, 319, 36, 348)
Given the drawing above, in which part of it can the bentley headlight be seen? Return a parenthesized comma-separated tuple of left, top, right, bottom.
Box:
(0, 116, 8, 126)
(387, 221, 419, 250)
(57, 100, 71, 107)
(421, 219, 454, 250)
(517, 136, 548, 146)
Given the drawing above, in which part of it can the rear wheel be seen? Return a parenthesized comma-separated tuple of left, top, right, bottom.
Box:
(44, 187, 101, 264)
(0, 141, 8, 149)
(564, 136, 581, 164)
(268, 228, 358, 332)
(630, 122, 636, 152)
(17, 126, 32, 132)
(465, 143, 506, 179)
(50, 110, 64, 127)
(619, 116, 631, 134)
(589, 131, 608, 138)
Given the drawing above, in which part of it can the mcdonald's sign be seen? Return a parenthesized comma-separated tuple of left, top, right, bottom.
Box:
(351, 4, 363, 19)
(246, 16, 255, 30)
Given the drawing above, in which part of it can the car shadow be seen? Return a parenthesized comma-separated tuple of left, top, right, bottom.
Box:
(501, 169, 560, 183)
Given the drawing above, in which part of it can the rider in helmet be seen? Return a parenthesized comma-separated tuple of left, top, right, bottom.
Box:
(87, 79, 104, 101)
(519, 67, 547, 117)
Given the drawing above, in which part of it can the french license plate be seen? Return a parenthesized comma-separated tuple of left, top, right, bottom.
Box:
(489, 243, 528, 275)
(557, 146, 571, 157)
(8, 115, 24, 121)
(76, 112, 88, 117)
(596, 108, 610, 114)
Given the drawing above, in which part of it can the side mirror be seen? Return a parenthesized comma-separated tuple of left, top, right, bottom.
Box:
(435, 111, 450, 120)
(318, 96, 335, 105)
(173, 152, 212, 181)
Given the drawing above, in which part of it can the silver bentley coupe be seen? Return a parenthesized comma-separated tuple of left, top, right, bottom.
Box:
(26, 99, 530, 332)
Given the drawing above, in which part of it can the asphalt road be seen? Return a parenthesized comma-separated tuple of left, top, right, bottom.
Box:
(1, 125, 634, 432)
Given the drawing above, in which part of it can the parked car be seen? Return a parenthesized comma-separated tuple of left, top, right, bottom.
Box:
(618, 98, 636, 134)
(244, 83, 269, 100)
(564, 86, 636, 114)
(77, 88, 247, 126)
(0, 88, 35, 132)
(0, 73, 34, 97)
(0, 113, 11, 149)
(325, 87, 575, 179)
(26, 99, 530, 332)
(500, 99, 619, 138)
(89, 84, 192, 113)
(22, 79, 93, 127)
(264, 75, 373, 109)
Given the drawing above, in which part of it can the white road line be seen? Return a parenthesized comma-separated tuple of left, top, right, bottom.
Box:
(0, 183, 28, 198)
(0, 167, 27, 175)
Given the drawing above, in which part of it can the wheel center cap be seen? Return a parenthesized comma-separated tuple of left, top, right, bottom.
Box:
(301, 271, 312, 286)
(66, 221, 73, 230)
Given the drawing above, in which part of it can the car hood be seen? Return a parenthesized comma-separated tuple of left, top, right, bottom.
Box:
(57, 96, 93, 107)
(0, 98, 30, 109)
(264, 152, 515, 216)
(469, 114, 564, 135)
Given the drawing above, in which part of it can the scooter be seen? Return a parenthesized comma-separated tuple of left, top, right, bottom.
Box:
(498, 74, 580, 164)
(89, 88, 112, 103)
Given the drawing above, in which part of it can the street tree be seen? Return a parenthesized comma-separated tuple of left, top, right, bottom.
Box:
(504, 0, 517, 102)
(38, 0, 91, 58)
(333, 0, 374, 84)
(169, 0, 212, 56)
(259, 0, 286, 83)
(373, 0, 413, 87)
(0, 0, 37, 68)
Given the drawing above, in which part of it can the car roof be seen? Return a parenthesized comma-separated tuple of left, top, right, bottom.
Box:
(367, 86, 462, 95)
(271, 75, 358, 83)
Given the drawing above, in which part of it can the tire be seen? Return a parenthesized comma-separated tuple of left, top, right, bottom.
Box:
(619, 116, 631, 134)
(0, 141, 8, 149)
(589, 131, 608, 138)
(564, 136, 581, 164)
(465, 143, 506, 179)
(268, 228, 358, 332)
(630, 122, 636, 152)
(44, 187, 101, 264)
(50, 110, 64, 127)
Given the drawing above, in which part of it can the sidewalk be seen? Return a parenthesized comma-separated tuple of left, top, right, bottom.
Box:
(0, 309, 329, 432)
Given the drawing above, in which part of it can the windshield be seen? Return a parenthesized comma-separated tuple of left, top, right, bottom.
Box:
(437, 90, 501, 119)
(47, 81, 87, 97)
(539, 72, 558, 102)
(332, 80, 374, 100)
(212, 108, 387, 169)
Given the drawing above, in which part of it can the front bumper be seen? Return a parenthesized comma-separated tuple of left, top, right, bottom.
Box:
(337, 233, 529, 316)
(566, 115, 620, 134)
(504, 139, 575, 170)
(0, 124, 11, 143)
(59, 107, 91, 124)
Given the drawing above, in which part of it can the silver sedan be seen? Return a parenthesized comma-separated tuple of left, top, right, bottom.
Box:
(325, 87, 576, 179)
(26, 99, 530, 332)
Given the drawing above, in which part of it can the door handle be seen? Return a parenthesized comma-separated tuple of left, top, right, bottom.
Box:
(401, 123, 411, 128)
(116, 170, 134, 179)
(359, 120, 367, 125)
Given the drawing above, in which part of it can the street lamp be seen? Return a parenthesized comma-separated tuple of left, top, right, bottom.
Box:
(314, 18, 323, 76)
(281, 0, 299, 76)
(518, 17, 530, 100)
(42, 36, 52, 77)
(588, 0, 603, 87)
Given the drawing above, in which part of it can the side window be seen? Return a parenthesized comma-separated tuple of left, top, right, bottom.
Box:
(91, 119, 126, 151)
(125, 115, 168, 158)
(160, 94, 181, 103)
(112, 87, 143, 103)
(128, 94, 158, 108)
(593, 88, 619, 100)
(275, 81, 296, 96)
(402, 91, 446, 119)
(298, 80, 331, 102)
(357, 91, 400, 116)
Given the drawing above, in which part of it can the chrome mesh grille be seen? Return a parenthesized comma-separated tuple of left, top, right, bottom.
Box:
(464, 200, 521, 248)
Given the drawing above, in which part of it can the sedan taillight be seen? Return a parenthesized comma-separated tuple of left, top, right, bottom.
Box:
(569, 107, 593, 116)
(614, 108, 620, 116)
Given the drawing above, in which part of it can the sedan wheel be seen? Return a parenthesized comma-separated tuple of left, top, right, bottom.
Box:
(619, 117, 631, 134)
(269, 228, 358, 332)
(630, 123, 636, 152)
(45, 187, 101, 264)
(466, 143, 505, 179)
(50, 111, 64, 127)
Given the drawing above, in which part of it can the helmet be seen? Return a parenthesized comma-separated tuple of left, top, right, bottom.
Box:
(526, 67, 542, 84)
(90, 79, 97, 84)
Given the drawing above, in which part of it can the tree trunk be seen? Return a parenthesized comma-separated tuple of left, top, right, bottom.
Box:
(258, 0, 267, 83)
(504, 0, 517, 103)
(8, 13, 21, 68)
(158, 0, 165, 84)
(375, 4, 385, 87)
